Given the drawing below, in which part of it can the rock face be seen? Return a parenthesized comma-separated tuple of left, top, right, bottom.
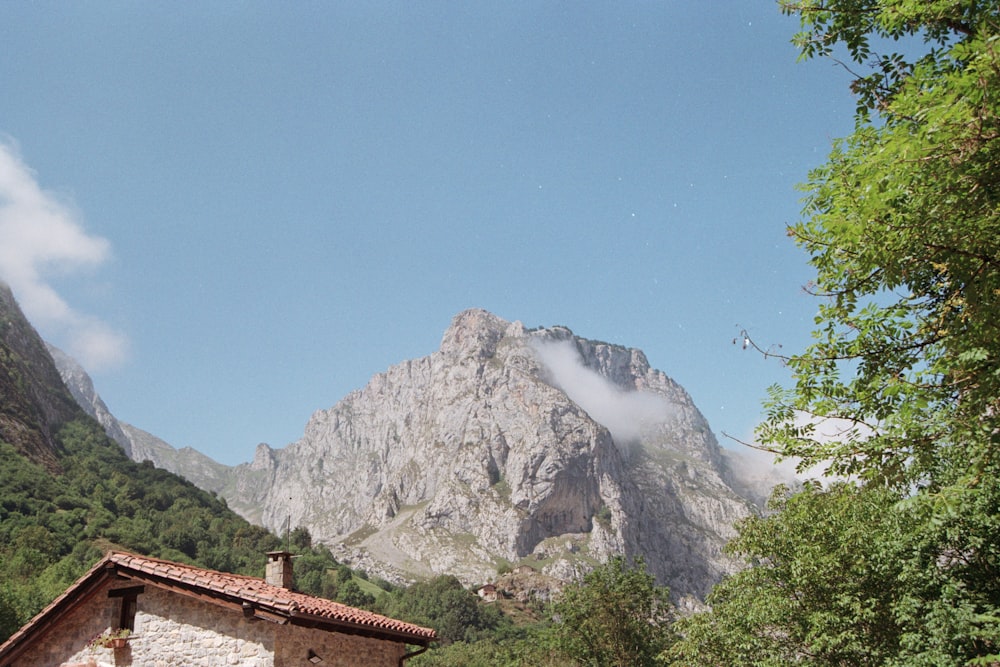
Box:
(223, 309, 758, 598)
(47, 342, 233, 494)
(46, 343, 131, 451)
(52, 307, 776, 599)
(0, 284, 82, 472)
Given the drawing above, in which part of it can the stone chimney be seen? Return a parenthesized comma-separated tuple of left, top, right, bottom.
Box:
(265, 551, 294, 589)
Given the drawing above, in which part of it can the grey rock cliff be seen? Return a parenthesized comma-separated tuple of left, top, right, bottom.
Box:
(46, 343, 131, 452)
(225, 309, 760, 598)
(52, 308, 781, 599)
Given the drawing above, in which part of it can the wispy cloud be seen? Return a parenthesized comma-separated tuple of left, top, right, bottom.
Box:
(727, 411, 863, 491)
(0, 139, 128, 371)
(531, 338, 671, 444)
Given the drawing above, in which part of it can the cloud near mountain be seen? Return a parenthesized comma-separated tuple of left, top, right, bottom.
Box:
(0, 139, 128, 371)
(532, 338, 673, 444)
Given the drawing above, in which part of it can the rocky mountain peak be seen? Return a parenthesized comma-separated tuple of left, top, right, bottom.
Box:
(49, 307, 783, 600)
(251, 443, 277, 470)
(220, 310, 762, 598)
(439, 308, 518, 360)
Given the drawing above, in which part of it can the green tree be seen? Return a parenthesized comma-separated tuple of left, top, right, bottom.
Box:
(700, 2, 1000, 665)
(0, 587, 19, 643)
(411, 635, 574, 667)
(289, 525, 312, 551)
(376, 575, 505, 645)
(760, 0, 1000, 491)
(549, 556, 672, 667)
(668, 483, 909, 666)
(336, 579, 375, 609)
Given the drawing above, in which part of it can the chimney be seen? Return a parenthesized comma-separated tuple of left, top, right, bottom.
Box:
(266, 551, 294, 589)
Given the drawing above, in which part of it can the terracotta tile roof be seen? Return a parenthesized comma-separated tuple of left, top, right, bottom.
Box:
(105, 552, 436, 641)
(0, 550, 435, 664)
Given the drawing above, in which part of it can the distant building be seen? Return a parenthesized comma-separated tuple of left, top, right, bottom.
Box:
(0, 551, 435, 667)
(475, 584, 498, 602)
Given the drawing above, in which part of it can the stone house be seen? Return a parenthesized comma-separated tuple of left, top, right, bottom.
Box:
(475, 584, 498, 603)
(0, 551, 435, 667)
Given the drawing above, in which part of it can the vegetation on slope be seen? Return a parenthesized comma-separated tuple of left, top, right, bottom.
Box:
(405, 556, 673, 667)
(0, 417, 363, 641)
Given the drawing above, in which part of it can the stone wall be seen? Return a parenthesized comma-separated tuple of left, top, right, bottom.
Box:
(12, 579, 119, 667)
(274, 623, 406, 667)
(10, 580, 409, 667)
(124, 586, 275, 667)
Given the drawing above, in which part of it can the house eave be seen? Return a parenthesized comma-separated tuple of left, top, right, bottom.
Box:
(106, 564, 432, 643)
(0, 557, 113, 664)
(287, 609, 435, 647)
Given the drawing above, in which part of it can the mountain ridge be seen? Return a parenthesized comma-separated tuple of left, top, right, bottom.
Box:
(0, 281, 357, 642)
(53, 307, 786, 599)
(219, 309, 767, 598)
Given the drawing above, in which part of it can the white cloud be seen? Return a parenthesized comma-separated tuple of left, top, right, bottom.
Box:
(531, 339, 671, 444)
(730, 411, 866, 487)
(0, 139, 128, 371)
(728, 443, 801, 480)
(70, 319, 130, 372)
(718, 445, 801, 506)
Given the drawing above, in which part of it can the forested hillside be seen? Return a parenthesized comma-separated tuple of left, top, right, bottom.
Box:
(0, 284, 371, 641)
(0, 419, 281, 638)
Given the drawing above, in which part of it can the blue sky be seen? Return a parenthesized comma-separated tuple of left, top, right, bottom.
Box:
(0, 2, 856, 466)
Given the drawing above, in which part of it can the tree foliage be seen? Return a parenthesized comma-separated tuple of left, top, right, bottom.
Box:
(678, 2, 1000, 665)
(757, 0, 1000, 490)
(670, 478, 1000, 666)
(375, 575, 507, 646)
(397, 557, 676, 666)
(549, 556, 672, 667)
(411, 635, 574, 667)
(758, 0, 1000, 489)
(669, 483, 910, 666)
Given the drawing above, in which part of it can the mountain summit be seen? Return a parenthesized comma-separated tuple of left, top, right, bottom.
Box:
(52, 307, 778, 599)
(218, 309, 762, 598)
